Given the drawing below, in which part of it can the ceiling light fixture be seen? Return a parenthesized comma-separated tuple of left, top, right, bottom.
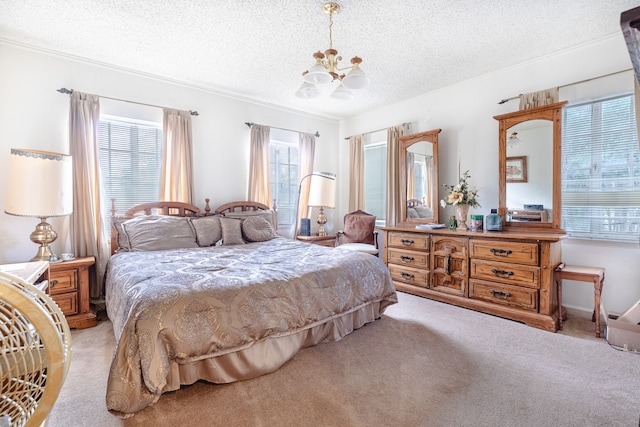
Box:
(507, 132, 521, 148)
(295, 2, 369, 100)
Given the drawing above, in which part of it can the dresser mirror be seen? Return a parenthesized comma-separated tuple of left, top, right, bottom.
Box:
(399, 129, 441, 225)
(494, 101, 567, 231)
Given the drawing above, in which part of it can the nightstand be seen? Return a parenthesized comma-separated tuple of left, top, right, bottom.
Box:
(48, 256, 97, 329)
(296, 234, 337, 247)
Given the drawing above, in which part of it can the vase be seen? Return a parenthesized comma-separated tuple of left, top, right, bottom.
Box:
(455, 204, 469, 231)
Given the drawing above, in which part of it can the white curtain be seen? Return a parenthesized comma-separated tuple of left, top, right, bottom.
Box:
(160, 109, 194, 203)
(406, 152, 415, 200)
(296, 132, 316, 235)
(519, 88, 559, 110)
(386, 123, 410, 226)
(247, 124, 271, 206)
(348, 135, 364, 212)
(69, 91, 109, 300)
(635, 76, 640, 150)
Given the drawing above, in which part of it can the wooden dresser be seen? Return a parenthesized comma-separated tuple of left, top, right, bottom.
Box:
(381, 226, 564, 331)
(48, 256, 97, 329)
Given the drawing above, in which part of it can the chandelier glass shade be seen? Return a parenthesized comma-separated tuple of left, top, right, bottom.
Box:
(296, 2, 369, 99)
(507, 132, 522, 148)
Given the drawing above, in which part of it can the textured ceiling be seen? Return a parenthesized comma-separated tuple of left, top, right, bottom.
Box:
(1, 0, 638, 120)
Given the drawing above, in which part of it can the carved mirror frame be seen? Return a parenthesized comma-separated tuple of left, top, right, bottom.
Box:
(399, 128, 441, 225)
(494, 101, 567, 232)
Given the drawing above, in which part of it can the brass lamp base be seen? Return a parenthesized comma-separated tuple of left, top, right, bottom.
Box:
(30, 217, 58, 261)
(316, 207, 328, 236)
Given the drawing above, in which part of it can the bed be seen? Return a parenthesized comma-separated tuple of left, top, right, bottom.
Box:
(105, 200, 397, 418)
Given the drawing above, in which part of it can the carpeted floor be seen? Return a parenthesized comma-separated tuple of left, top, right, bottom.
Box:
(46, 292, 640, 427)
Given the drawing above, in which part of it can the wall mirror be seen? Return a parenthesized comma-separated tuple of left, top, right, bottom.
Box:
(399, 129, 441, 225)
(494, 101, 567, 232)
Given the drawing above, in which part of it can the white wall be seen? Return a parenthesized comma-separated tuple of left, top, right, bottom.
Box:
(0, 42, 340, 263)
(340, 34, 640, 316)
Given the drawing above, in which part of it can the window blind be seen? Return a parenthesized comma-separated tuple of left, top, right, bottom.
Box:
(364, 141, 387, 223)
(98, 118, 162, 228)
(561, 94, 640, 242)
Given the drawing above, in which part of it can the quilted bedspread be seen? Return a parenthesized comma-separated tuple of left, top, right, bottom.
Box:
(104, 237, 396, 417)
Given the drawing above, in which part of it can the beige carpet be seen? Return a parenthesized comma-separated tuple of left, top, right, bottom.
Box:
(46, 292, 640, 427)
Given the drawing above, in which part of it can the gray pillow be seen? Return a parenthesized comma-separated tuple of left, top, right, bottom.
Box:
(190, 216, 223, 247)
(220, 217, 245, 245)
(242, 215, 279, 242)
(224, 210, 276, 230)
(122, 215, 198, 251)
(111, 217, 131, 251)
(415, 205, 433, 218)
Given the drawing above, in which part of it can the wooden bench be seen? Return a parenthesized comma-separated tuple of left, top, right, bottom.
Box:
(554, 264, 606, 337)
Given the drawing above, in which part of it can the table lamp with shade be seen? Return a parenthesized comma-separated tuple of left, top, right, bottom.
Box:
(4, 149, 73, 261)
(307, 172, 336, 236)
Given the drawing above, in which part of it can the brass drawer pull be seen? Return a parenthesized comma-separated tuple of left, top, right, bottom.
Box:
(490, 248, 512, 257)
(400, 272, 415, 280)
(400, 255, 414, 263)
(491, 268, 514, 278)
(490, 289, 511, 299)
(400, 238, 415, 246)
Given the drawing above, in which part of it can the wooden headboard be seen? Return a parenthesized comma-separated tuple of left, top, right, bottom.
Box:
(214, 201, 278, 230)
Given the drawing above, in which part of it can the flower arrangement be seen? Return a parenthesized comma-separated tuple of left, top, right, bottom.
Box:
(440, 170, 481, 208)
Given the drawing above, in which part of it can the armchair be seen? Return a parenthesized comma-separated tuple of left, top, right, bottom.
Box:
(335, 210, 379, 255)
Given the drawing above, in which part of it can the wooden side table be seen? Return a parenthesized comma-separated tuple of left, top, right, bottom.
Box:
(48, 256, 97, 329)
(554, 264, 605, 338)
(296, 234, 337, 247)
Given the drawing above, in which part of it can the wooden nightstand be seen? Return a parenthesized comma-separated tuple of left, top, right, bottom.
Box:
(296, 234, 337, 247)
(48, 256, 97, 329)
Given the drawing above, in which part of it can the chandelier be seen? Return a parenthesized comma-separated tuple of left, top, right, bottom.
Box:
(295, 2, 369, 100)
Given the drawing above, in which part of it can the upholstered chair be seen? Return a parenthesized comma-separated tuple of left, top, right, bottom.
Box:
(335, 210, 379, 255)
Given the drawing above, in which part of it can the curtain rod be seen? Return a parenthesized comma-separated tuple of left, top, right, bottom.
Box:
(244, 122, 319, 138)
(57, 88, 199, 116)
(343, 122, 409, 140)
(497, 68, 634, 104)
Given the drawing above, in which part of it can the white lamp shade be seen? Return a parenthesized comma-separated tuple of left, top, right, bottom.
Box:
(304, 64, 333, 85)
(308, 172, 336, 208)
(330, 84, 354, 100)
(295, 81, 321, 99)
(5, 149, 73, 217)
(341, 67, 369, 90)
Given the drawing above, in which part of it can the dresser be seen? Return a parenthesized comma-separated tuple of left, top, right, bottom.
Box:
(48, 256, 97, 329)
(381, 226, 564, 331)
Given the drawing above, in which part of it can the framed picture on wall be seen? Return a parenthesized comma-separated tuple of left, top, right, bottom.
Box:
(506, 156, 527, 183)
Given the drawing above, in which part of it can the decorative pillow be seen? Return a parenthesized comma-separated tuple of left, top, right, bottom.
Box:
(219, 217, 245, 245)
(224, 210, 276, 230)
(241, 215, 279, 242)
(122, 215, 198, 251)
(190, 216, 223, 247)
(415, 205, 433, 218)
(111, 216, 131, 252)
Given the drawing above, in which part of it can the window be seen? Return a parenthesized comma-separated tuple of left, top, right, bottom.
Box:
(364, 132, 387, 225)
(98, 116, 163, 229)
(562, 93, 640, 242)
(269, 130, 299, 233)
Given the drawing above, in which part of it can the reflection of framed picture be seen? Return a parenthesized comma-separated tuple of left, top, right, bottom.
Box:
(506, 156, 527, 183)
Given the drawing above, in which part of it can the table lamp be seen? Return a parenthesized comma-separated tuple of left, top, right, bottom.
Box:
(4, 149, 73, 261)
(307, 172, 336, 236)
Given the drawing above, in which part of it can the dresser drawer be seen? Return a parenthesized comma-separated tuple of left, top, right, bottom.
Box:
(469, 279, 538, 311)
(388, 232, 429, 250)
(388, 264, 429, 288)
(50, 291, 78, 316)
(49, 270, 78, 295)
(469, 239, 539, 266)
(388, 248, 429, 269)
(470, 259, 540, 289)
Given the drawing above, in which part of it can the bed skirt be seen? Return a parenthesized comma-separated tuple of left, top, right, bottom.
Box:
(108, 299, 390, 418)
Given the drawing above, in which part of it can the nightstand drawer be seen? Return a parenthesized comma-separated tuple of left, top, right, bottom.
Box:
(49, 270, 78, 295)
(50, 291, 78, 316)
